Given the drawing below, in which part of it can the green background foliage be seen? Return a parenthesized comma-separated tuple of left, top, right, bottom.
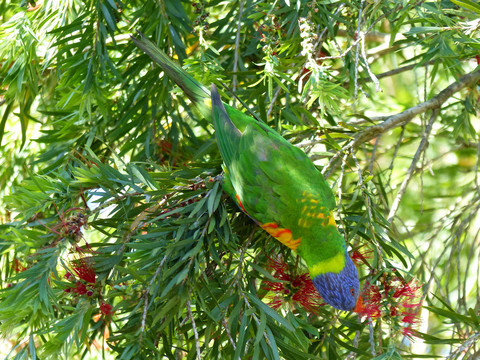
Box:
(0, 0, 479, 359)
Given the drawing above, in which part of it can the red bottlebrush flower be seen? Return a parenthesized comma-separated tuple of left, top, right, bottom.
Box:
(359, 282, 382, 319)
(71, 257, 96, 284)
(13, 259, 27, 272)
(262, 257, 324, 313)
(156, 139, 175, 165)
(73, 239, 98, 255)
(351, 247, 373, 267)
(402, 326, 418, 340)
(72, 282, 88, 295)
(359, 274, 423, 339)
(402, 313, 419, 325)
(65, 272, 72, 280)
(99, 302, 113, 316)
(290, 273, 325, 313)
(158, 139, 172, 154)
(393, 280, 419, 299)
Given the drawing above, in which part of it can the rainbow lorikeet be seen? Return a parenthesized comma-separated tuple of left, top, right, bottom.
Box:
(132, 34, 361, 312)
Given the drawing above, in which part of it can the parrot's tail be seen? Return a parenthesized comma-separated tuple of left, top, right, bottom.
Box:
(131, 33, 211, 118)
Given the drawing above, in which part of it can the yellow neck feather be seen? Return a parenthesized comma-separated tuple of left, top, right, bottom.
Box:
(308, 251, 346, 277)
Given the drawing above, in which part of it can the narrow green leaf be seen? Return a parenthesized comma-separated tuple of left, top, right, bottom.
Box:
(233, 313, 249, 360)
(425, 305, 476, 326)
(254, 309, 267, 345)
(265, 326, 280, 360)
(248, 294, 294, 331)
(29, 333, 37, 360)
(207, 182, 220, 216)
(83, 58, 94, 94)
(189, 197, 207, 218)
(414, 330, 461, 344)
(450, 0, 480, 13)
(101, 3, 116, 31)
(0, 102, 13, 147)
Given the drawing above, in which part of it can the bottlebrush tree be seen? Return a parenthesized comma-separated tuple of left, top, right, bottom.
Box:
(0, 0, 479, 359)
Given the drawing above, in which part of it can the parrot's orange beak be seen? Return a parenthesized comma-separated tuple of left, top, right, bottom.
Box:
(353, 295, 364, 313)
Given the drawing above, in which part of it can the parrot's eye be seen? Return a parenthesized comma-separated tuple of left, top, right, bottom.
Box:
(349, 287, 355, 296)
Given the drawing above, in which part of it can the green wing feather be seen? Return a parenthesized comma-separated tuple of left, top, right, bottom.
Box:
(211, 84, 241, 168)
(209, 87, 343, 270)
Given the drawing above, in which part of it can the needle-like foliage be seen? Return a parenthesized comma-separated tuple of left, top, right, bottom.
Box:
(0, 0, 479, 359)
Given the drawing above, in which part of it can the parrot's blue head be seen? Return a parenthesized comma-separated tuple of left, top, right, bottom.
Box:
(312, 253, 361, 311)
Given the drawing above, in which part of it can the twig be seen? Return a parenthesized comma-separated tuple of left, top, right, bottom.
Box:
(232, 0, 245, 103)
(351, 151, 364, 188)
(475, 136, 480, 197)
(222, 317, 236, 350)
(312, 5, 344, 57)
(360, 31, 381, 92)
(317, 2, 405, 62)
(187, 296, 202, 360)
(240, 292, 273, 352)
(353, 0, 365, 100)
(446, 332, 480, 360)
(417, 62, 428, 214)
(368, 319, 376, 356)
(140, 256, 167, 335)
(266, 86, 281, 119)
(337, 152, 349, 235)
(348, 115, 387, 126)
(351, 150, 374, 224)
(387, 110, 437, 222)
(353, 69, 480, 146)
(369, 136, 380, 173)
(346, 330, 361, 360)
(387, 125, 405, 185)
(425, 201, 480, 295)
(363, 61, 437, 83)
(318, 312, 341, 347)
(233, 231, 273, 354)
(335, 29, 390, 42)
(235, 229, 255, 284)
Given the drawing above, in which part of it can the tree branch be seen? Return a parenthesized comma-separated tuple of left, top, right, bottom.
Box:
(323, 69, 480, 177)
(387, 110, 438, 222)
(187, 296, 202, 360)
(232, 0, 245, 103)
